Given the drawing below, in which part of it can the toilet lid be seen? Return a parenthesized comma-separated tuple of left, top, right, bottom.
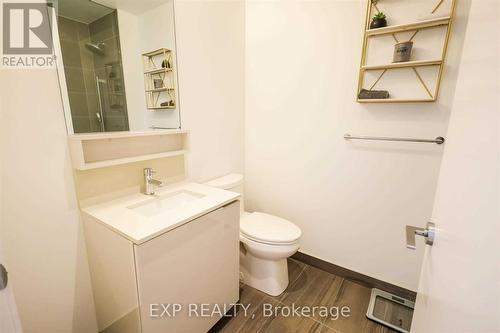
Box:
(240, 212, 301, 244)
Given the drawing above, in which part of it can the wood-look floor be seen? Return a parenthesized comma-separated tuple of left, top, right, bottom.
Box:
(213, 259, 398, 333)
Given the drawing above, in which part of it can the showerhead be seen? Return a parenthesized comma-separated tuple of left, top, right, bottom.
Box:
(85, 42, 105, 55)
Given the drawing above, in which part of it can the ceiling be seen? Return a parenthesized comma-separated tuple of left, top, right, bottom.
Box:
(58, 0, 114, 24)
(91, 0, 172, 15)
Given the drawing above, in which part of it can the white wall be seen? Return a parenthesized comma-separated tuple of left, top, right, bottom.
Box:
(175, 0, 245, 182)
(0, 68, 98, 333)
(245, 0, 469, 290)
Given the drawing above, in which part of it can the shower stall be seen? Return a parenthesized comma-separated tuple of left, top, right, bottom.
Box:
(57, 9, 129, 133)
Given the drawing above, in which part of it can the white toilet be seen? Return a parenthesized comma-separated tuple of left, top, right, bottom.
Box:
(205, 174, 301, 296)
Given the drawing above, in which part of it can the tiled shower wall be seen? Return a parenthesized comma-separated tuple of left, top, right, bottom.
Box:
(58, 16, 100, 133)
(89, 13, 129, 132)
(58, 13, 129, 133)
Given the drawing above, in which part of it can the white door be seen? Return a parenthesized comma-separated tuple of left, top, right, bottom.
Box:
(411, 1, 499, 332)
(0, 245, 22, 333)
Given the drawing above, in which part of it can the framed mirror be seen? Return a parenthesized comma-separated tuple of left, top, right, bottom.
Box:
(55, 0, 181, 134)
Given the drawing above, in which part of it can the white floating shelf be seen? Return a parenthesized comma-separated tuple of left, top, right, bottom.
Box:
(70, 129, 186, 141)
(69, 130, 188, 170)
(77, 150, 187, 171)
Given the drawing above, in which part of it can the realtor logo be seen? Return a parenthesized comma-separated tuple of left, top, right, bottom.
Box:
(2, 1, 56, 68)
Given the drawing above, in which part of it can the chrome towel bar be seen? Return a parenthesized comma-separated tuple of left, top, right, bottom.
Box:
(344, 134, 445, 145)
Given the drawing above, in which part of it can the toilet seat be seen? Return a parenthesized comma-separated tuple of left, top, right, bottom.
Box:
(240, 212, 301, 245)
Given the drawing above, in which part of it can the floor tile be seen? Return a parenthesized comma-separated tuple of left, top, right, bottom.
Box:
(321, 279, 386, 333)
(215, 259, 399, 333)
(277, 263, 310, 305)
(237, 296, 280, 333)
(261, 314, 336, 333)
(218, 287, 267, 333)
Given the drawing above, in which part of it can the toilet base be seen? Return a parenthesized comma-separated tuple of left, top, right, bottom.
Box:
(239, 250, 289, 296)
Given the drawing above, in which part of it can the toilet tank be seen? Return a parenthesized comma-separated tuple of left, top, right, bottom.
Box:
(204, 174, 245, 212)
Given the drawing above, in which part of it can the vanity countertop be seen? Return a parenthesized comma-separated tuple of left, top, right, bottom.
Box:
(82, 182, 240, 244)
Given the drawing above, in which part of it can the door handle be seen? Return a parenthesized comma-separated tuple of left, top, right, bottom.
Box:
(0, 264, 7, 290)
(406, 222, 435, 249)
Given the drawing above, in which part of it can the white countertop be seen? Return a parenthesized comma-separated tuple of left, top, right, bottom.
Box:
(82, 182, 240, 244)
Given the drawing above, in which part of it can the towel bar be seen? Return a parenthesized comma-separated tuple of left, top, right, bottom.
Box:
(344, 134, 445, 145)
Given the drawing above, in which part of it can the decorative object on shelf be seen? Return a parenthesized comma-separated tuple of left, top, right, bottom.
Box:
(154, 79, 163, 89)
(370, 12, 387, 29)
(356, 0, 456, 103)
(358, 88, 389, 99)
(164, 60, 171, 69)
(393, 41, 413, 62)
(142, 48, 176, 109)
(160, 100, 174, 107)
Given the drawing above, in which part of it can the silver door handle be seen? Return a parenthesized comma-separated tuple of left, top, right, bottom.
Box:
(406, 222, 435, 249)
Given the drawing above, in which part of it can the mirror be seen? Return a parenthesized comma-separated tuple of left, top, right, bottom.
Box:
(56, 0, 180, 133)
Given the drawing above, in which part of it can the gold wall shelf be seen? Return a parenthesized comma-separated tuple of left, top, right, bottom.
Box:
(142, 48, 177, 110)
(357, 0, 456, 103)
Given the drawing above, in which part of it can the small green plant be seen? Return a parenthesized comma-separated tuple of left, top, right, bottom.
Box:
(373, 12, 386, 20)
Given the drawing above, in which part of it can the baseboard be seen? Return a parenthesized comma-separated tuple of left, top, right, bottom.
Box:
(292, 251, 417, 301)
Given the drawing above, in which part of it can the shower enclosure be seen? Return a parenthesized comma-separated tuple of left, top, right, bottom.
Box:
(57, 7, 129, 133)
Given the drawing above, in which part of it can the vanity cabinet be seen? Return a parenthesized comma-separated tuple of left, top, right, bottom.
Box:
(82, 201, 240, 333)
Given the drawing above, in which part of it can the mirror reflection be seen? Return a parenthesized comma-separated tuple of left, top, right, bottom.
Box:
(56, 0, 180, 134)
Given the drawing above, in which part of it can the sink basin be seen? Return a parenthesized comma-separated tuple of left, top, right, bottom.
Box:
(83, 182, 241, 244)
(128, 190, 205, 218)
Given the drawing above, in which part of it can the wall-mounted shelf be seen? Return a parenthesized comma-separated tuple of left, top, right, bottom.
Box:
(358, 98, 435, 103)
(76, 150, 187, 170)
(144, 68, 173, 75)
(361, 59, 442, 71)
(142, 48, 176, 110)
(69, 130, 188, 170)
(365, 16, 451, 37)
(357, 1, 456, 103)
(148, 106, 176, 110)
(146, 87, 175, 93)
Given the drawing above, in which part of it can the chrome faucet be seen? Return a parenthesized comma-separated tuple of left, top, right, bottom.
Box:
(144, 168, 163, 195)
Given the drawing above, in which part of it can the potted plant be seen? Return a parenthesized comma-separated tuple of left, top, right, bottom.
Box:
(370, 12, 387, 29)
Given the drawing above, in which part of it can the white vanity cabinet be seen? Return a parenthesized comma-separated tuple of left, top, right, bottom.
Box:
(82, 200, 240, 333)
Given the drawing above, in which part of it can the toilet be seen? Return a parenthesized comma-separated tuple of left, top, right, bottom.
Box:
(205, 174, 301, 296)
